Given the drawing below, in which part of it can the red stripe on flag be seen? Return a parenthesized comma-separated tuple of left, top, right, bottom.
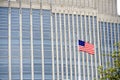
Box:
(79, 42, 94, 55)
(85, 42, 94, 54)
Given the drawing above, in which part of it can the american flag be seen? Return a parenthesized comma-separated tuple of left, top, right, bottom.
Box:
(78, 40, 94, 55)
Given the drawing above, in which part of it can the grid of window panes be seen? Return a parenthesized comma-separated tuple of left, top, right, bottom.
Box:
(22, 8, 31, 80)
(0, 7, 8, 80)
(52, 13, 99, 80)
(43, 10, 52, 80)
(0, 7, 52, 80)
(32, 9, 42, 80)
(11, 8, 20, 80)
(0, 6, 120, 80)
(99, 22, 120, 68)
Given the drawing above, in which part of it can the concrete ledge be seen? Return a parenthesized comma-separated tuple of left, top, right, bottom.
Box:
(0, 0, 119, 23)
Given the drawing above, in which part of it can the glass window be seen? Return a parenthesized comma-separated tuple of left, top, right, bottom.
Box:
(34, 50, 41, 57)
(0, 8, 8, 38)
(0, 30, 8, 37)
(22, 45, 30, 49)
(11, 31, 19, 38)
(23, 74, 31, 80)
(11, 49, 20, 57)
(22, 31, 30, 38)
(0, 74, 8, 80)
(12, 74, 20, 80)
(0, 49, 8, 56)
(11, 8, 19, 38)
(23, 49, 31, 57)
(23, 57, 31, 64)
(0, 38, 8, 45)
(43, 10, 52, 79)
(22, 8, 30, 31)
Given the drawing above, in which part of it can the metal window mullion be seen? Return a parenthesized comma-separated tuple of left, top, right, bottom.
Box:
(91, 16, 94, 80)
(114, 23, 117, 51)
(101, 22, 105, 68)
(81, 15, 85, 80)
(101, 22, 105, 67)
(91, 16, 95, 79)
(30, 1, 34, 79)
(103, 22, 107, 68)
(114, 23, 118, 66)
(89, 16, 93, 80)
(89, 16, 92, 78)
(51, 12, 55, 80)
(80, 15, 85, 80)
(73, 14, 77, 80)
(64, 14, 68, 80)
(20, 13, 23, 80)
(118, 24, 120, 42)
(77, 15, 81, 80)
(87, 16, 90, 79)
(84, 16, 90, 80)
(97, 21, 102, 78)
(102, 21, 106, 67)
(99, 22, 102, 63)
(59, 13, 64, 80)
(106, 23, 111, 67)
(117, 23, 120, 50)
(8, 1, 11, 80)
(108, 23, 112, 67)
(117, 23, 119, 43)
(97, 21, 102, 64)
(40, 9, 44, 80)
(68, 14, 72, 80)
(93, 16, 98, 79)
(110, 23, 114, 52)
(110, 23, 114, 66)
(19, 0, 23, 79)
(40, 0, 44, 80)
(83, 15, 85, 80)
(55, 13, 59, 80)
(101, 21, 106, 69)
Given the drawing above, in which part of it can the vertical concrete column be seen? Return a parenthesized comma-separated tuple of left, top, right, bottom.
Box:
(55, 13, 60, 80)
(8, 1, 11, 80)
(50, 3, 55, 80)
(64, 13, 68, 80)
(40, 0, 44, 80)
(77, 15, 81, 80)
(59, 13, 64, 80)
(19, 0, 23, 80)
(30, 0, 34, 80)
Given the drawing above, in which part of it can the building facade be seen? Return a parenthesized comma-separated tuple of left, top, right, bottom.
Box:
(0, 0, 120, 80)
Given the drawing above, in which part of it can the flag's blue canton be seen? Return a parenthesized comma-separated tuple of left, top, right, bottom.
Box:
(79, 40, 85, 46)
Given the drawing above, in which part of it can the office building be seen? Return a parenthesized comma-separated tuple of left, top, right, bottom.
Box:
(0, 0, 120, 80)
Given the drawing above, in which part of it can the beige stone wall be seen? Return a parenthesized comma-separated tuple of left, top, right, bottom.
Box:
(96, 0, 117, 16)
(0, 0, 118, 17)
